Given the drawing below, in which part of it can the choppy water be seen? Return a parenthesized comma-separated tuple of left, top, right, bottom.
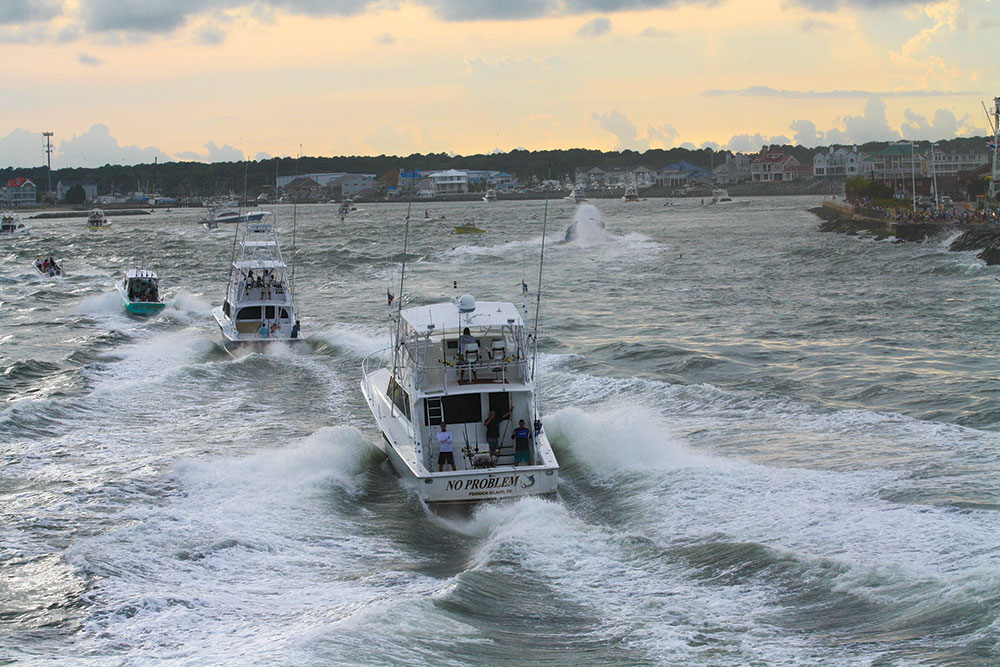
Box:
(2, 197, 999, 665)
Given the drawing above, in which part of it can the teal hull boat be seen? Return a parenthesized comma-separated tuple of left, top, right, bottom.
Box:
(123, 298, 166, 315)
(117, 267, 166, 317)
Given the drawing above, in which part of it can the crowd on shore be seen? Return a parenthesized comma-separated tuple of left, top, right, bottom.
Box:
(849, 198, 1000, 225)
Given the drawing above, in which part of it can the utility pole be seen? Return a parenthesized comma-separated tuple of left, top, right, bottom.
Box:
(43, 131, 54, 196)
(930, 143, 940, 210)
(991, 97, 999, 201)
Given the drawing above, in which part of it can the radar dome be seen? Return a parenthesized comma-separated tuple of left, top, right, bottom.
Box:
(458, 294, 476, 313)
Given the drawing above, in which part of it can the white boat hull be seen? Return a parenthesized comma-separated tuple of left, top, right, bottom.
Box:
(361, 368, 558, 504)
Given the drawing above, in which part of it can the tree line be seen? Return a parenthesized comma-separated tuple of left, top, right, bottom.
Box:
(2, 137, 991, 199)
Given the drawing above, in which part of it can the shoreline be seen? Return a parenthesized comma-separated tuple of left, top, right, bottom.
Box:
(810, 201, 1000, 264)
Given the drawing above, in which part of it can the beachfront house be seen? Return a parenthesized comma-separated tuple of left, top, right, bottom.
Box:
(2, 177, 37, 207)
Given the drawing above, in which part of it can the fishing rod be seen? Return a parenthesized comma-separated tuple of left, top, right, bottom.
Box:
(389, 200, 413, 397)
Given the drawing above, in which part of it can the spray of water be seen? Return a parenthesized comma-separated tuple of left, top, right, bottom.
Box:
(564, 204, 607, 244)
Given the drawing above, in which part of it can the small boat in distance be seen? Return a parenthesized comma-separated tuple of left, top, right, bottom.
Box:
(483, 189, 497, 203)
(204, 207, 269, 225)
(86, 209, 111, 229)
(33, 256, 64, 276)
(709, 189, 750, 206)
(1, 211, 30, 237)
(564, 186, 586, 203)
(361, 294, 559, 504)
(454, 224, 485, 234)
(117, 267, 166, 315)
(623, 182, 640, 202)
(212, 214, 300, 351)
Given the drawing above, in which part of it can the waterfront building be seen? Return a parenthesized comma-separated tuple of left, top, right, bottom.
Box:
(657, 161, 714, 188)
(927, 149, 989, 178)
(56, 180, 97, 203)
(751, 152, 805, 182)
(283, 177, 323, 201)
(427, 169, 468, 194)
(860, 144, 924, 192)
(2, 177, 37, 208)
(276, 172, 376, 199)
(813, 146, 860, 179)
(714, 152, 754, 184)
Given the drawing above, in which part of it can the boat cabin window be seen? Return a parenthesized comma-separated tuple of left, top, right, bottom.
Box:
(223, 300, 231, 317)
(488, 392, 511, 417)
(236, 306, 261, 320)
(387, 376, 411, 419)
(280, 308, 289, 319)
(438, 393, 481, 425)
(265, 306, 275, 319)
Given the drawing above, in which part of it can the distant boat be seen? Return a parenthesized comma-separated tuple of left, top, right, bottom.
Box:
(454, 224, 485, 234)
(623, 182, 640, 202)
(33, 256, 64, 277)
(483, 189, 497, 203)
(709, 189, 749, 206)
(117, 267, 166, 315)
(564, 186, 586, 203)
(204, 207, 269, 225)
(338, 199, 357, 220)
(1, 211, 30, 237)
(86, 209, 111, 229)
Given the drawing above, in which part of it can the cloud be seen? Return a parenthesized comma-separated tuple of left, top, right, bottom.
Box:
(800, 18, 833, 32)
(194, 25, 225, 44)
(724, 133, 777, 152)
(202, 141, 244, 162)
(576, 17, 610, 37)
(899, 107, 974, 140)
(255, 151, 273, 160)
(786, 0, 926, 11)
(0, 25, 50, 43)
(77, 52, 103, 66)
(592, 111, 681, 151)
(0, 0, 61, 25)
(639, 26, 670, 37)
(364, 124, 419, 155)
(703, 85, 978, 99)
(374, 32, 394, 44)
(790, 119, 824, 147)
(0, 128, 49, 168)
(56, 124, 174, 167)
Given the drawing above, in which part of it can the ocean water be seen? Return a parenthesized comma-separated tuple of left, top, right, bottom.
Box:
(2, 197, 999, 665)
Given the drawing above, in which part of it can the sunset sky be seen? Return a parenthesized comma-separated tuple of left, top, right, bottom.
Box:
(1, 0, 996, 167)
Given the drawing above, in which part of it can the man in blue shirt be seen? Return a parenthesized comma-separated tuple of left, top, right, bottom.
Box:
(437, 423, 456, 471)
(511, 420, 532, 467)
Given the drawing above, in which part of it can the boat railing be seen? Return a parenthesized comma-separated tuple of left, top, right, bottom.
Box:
(234, 283, 288, 302)
(397, 350, 529, 392)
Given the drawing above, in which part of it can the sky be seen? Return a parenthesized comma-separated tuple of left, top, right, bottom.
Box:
(0, 0, 997, 168)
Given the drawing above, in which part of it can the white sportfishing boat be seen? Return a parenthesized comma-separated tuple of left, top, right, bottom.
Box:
(709, 189, 749, 206)
(33, 256, 64, 276)
(205, 206, 269, 225)
(1, 211, 30, 237)
(86, 209, 110, 229)
(362, 294, 559, 504)
(564, 186, 586, 203)
(212, 213, 301, 350)
(483, 189, 497, 203)
(623, 182, 640, 202)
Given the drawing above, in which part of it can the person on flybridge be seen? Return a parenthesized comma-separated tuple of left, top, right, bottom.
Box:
(437, 423, 456, 472)
(458, 327, 478, 382)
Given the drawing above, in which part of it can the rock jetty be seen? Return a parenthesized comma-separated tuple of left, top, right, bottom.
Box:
(811, 201, 1000, 265)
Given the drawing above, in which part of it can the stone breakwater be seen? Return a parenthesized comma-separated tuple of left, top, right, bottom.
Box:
(811, 201, 1000, 265)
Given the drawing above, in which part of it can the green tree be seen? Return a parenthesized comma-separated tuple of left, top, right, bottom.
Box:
(64, 184, 86, 205)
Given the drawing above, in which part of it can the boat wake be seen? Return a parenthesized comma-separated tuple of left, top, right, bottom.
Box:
(563, 204, 608, 244)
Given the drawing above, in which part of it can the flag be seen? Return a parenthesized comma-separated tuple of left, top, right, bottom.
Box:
(521, 281, 528, 296)
(989, 142, 997, 150)
(387, 289, 394, 306)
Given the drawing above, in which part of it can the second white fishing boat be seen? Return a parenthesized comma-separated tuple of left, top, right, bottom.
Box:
(212, 213, 301, 351)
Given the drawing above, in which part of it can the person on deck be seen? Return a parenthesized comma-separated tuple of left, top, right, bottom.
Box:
(437, 423, 456, 472)
(290, 320, 301, 339)
(484, 409, 512, 460)
(511, 420, 532, 467)
(459, 327, 478, 381)
(258, 322, 270, 338)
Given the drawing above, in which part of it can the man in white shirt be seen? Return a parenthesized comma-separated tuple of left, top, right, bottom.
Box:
(437, 423, 456, 471)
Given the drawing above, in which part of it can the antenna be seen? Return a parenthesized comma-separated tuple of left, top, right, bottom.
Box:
(531, 194, 549, 387)
(43, 132, 53, 195)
